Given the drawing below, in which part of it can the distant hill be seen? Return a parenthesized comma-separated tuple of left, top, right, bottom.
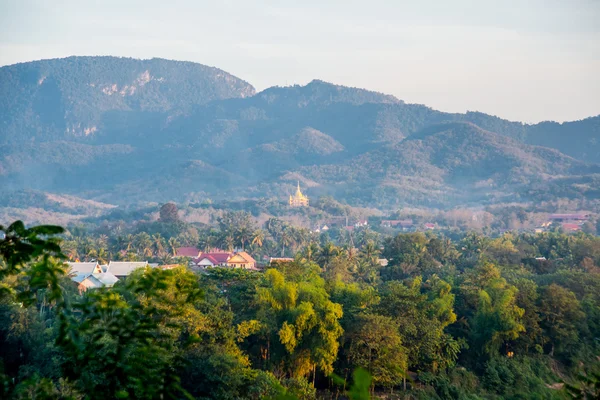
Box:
(0, 56, 599, 211)
(525, 117, 600, 163)
(0, 56, 255, 143)
(294, 122, 595, 207)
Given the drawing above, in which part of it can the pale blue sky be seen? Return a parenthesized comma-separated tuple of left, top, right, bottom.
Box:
(1, 0, 599, 122)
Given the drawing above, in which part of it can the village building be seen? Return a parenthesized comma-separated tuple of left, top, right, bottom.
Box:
(66, 262, 103, 276)
(175, 247, 202, 258)
(289, 181, 309, 207)
(72, 274, 104, 293)
(107, 261, 150, 278)
(561, 223, 582, 232)
(194, 252, 232, 268)
(227, 251, 258, 269)
(549, 213, 589, 223)
(67, 261, 120, 293)
(269, 257, 294, 265)
(381, 220, 414, 230)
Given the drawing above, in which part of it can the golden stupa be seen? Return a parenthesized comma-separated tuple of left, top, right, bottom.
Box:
(289, 181, 309, 207)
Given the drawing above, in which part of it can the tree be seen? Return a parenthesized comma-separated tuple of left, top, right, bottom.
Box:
(513, 279, 543, 354)
(151, 233, 166, 257)
(167, 237, 180, 257)
(538, 284, 585, 357)
(0, 221, 66, 306)
(470, 267, 525, 357)
(252, 269, 343, 382)
(377, 276, 460, 373)
(238, 226, 252, 251)
(133, 232, 153, 258)
(57, 267, 202, 399)
(344, 313, 407, 390)
(252, 229, 266, 248)
(159, 202, 179, 223)
(279, 228, 293, 257)
(317, 242, 340, 270)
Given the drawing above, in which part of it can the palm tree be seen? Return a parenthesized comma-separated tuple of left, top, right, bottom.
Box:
(301, 242, 320, 263)
(251, 229, 265, 248)
(159, 253, 173, 266)
(237, 226, 252, 251)
(134, 233, 153, 258)
(224, 235, 235, 252)
(97, 234, 109, 249)
(96, 247, 109, 265)
(122, 234, 134, 252)
(280, 228, 293, 257)
(360, 240, 380, 265)
(62, 240, 79, 261)
(152, 233, 166, 257)
(291, 228, 309, 253)
(317, 242, 340, 270)
(167, 237, 180, 257)
(199, 231, 219, 252)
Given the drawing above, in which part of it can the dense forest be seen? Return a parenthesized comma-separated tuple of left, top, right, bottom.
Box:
(1, 213, 600, 399)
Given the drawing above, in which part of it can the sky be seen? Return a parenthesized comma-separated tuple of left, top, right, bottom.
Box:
(0, 0, 599, 123)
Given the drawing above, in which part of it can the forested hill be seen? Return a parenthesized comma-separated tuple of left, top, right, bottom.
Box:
(0, 56, 255, 143)
(0, 56, 599, 208)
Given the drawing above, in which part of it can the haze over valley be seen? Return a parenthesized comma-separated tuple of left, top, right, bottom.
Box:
(1, 56, 599, 223)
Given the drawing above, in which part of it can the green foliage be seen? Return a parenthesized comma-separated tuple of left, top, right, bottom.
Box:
(159, 202, 179, 223)
(254, 269, 344, 379)
(343, 313, 406, 388)
(538, 284, 586, 358)
(2, 220, 600, 400)
(470, 264, 525, 356)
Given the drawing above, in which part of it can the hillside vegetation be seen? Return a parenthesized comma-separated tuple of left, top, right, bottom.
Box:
(1, 56, 599, 211)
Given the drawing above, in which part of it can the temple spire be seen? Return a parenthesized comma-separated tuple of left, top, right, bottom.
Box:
(289, 181, 309, 207)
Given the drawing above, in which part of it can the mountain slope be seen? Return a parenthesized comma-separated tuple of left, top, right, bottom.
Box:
(1, 56, 599, 210)
(525, 116, 600, 163)
(295, 122, 596, 207)
(0, 56, 255, 143)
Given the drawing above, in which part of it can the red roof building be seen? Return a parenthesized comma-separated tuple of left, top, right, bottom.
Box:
(561, 223, 582, 232)
(175, 247, 201, 257)
(194, 252, 232, 268)
(549, 214, 588, 221)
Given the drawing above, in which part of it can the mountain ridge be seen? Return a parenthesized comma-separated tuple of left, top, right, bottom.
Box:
(1, 56, 599, 210)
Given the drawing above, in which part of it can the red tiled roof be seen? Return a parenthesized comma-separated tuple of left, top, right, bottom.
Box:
(425, 223, 435, 229)
(202, 255, 218, 264)
(550, 214, 588, 220)
(176, 247, 201, 257)
(201, 252, 232, 263)
(561, 223, 581, 231)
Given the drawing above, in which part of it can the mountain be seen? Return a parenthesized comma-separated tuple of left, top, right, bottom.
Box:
(0, 56, 255, 143)
(525, 117, 600, 163)
(295, 122, 596, 207)
(0, 56, 598, 212)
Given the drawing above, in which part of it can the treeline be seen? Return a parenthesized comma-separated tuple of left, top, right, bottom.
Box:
(60, 206, 381, 264)
(1, 221, 600, 399)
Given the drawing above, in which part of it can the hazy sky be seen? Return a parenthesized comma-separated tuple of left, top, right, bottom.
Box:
(1, 0, 599, 122)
